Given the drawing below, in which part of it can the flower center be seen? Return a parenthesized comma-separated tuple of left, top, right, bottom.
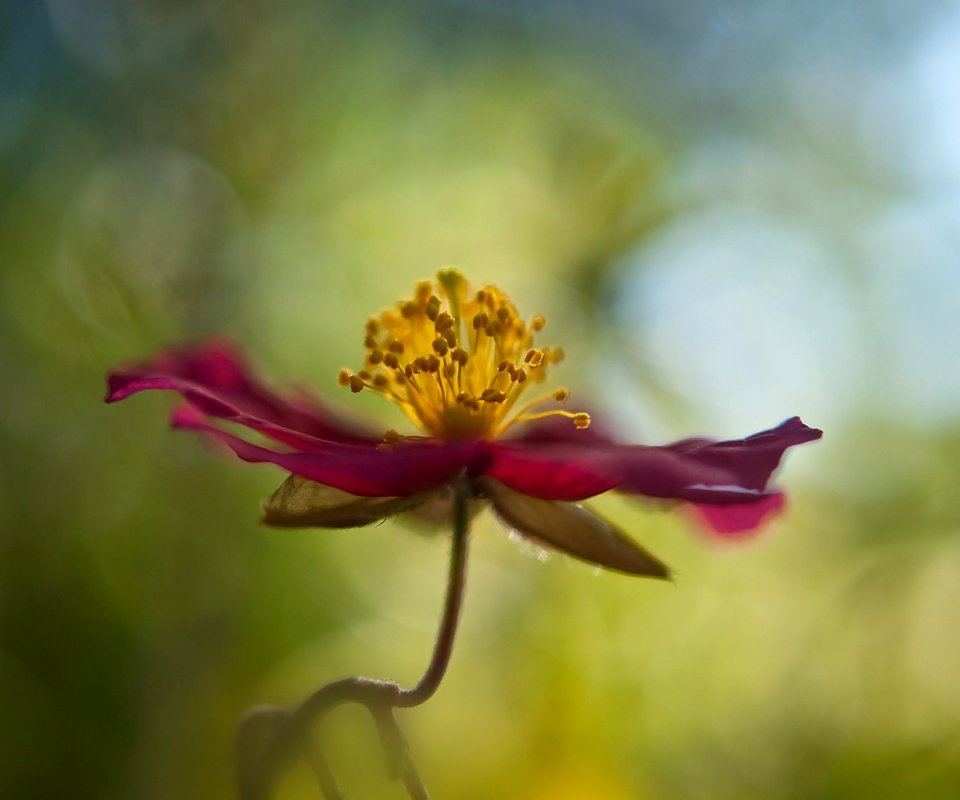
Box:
(338, 269, 590, 440)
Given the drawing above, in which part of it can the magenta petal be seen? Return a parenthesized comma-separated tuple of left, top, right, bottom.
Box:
(481, 441, 621, 501)
(106, 339, 376, 447)
(482, 418, 820, 514)
(691, 493, 786, 536)
(662, 417, 822, 492)
(171, 406, 475, 497)
(615, 417, 821, 502)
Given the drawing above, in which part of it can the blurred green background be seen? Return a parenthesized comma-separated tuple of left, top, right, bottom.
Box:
(2, 1, 960, 798)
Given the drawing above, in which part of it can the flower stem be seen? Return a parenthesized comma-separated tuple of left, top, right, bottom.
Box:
(398, 479, 470, 707)
(237, 480, 472, 800)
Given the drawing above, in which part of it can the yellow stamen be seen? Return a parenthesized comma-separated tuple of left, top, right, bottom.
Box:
(341, 269, 589, 439)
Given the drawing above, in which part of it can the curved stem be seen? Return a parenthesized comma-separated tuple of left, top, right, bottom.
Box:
(399, 478, 470, 707)
(237, 479, 472, 799)
(375, 708, 430, 800)
(237, 707, 343, 800)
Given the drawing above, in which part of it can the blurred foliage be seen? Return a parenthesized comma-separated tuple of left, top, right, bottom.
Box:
(2, 1, 959, 799)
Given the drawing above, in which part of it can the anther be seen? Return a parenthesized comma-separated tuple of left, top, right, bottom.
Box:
(415, 281, 432, 302)
(343, 275, 576, 438)
(437, 268, 465, 295)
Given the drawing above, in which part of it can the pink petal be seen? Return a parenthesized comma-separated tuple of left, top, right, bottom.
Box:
(690, 493, 786, 537)
(106, 339, 376, 448)
(482, 418, 821, 535)
(171, 406, 475, 497)
(481, 441, 621, 501)
(106, 341, 821, 539)
(660, 417, 822, 493)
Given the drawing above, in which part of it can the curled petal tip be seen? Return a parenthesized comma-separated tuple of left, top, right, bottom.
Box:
(780, 416, 823, 441)
(103, 340, 378, 446)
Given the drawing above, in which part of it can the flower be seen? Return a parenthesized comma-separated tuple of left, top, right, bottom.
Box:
(106, 269, 822, 579)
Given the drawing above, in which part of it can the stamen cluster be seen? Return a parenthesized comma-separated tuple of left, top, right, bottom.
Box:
(338, 269, 590, 439)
